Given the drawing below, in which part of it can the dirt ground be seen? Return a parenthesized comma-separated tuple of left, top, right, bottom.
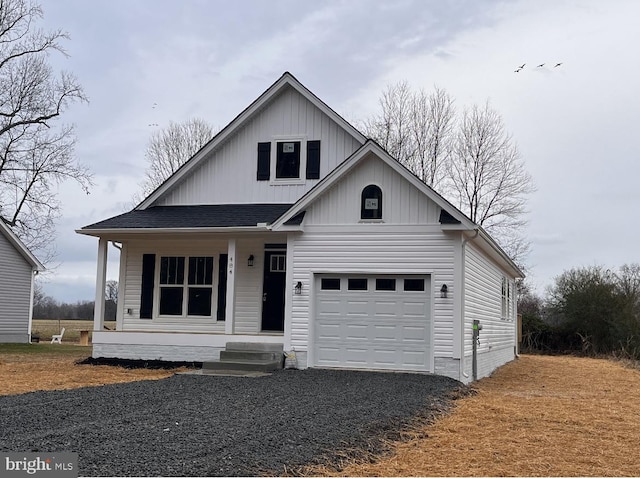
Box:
(309, 354, 640, 477)
(1, 348, 639, 477)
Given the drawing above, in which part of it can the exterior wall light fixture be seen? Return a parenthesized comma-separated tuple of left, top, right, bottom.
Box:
(440, 284, 448, 298)
(295, 281, 302, 295)
(248, 254, 254, 267)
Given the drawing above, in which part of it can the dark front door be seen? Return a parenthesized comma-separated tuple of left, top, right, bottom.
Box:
(261, 251, 287, 331)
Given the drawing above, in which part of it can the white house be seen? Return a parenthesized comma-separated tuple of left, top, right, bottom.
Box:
(78, 72, 523, 383)
(0, 219, 44, 343)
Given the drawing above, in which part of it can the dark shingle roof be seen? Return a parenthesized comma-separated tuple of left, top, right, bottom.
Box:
(82, 204, 295, 230)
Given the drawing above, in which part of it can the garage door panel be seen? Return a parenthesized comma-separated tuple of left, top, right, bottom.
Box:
(402, 325, 427, 341)
(402, 350, 427, 366)
(345, 323, 368, 339)
(402, 301, 428, 316)
(316, 346, 341, 364)
(346, 300, 369, 315)
(344, 347, 369, 364)
(315, 275, 431, 372)
(373, 300, 398, 316)
(372, 348, 398, 365)
(316, 323, 341, 339)
(373, 324, 397, 340)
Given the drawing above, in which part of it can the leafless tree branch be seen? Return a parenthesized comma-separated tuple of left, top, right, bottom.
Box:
(0, 0, 91, 263)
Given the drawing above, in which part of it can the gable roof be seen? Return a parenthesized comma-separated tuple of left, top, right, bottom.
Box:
(138, 72, 367, 210)
(271, 140, 476, 229)
(271, 140, 524, 279)
(0, 219, 44, 271)
(78, 204, 293, 236)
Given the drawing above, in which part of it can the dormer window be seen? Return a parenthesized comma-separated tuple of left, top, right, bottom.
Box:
(361, 185, 382, 220)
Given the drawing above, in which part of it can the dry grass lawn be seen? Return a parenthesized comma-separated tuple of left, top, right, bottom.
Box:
(310, 354, 640, 477)
(0, 344, 179, 396)
(2, 347, 639, 476)
(31, 319, 116, 343)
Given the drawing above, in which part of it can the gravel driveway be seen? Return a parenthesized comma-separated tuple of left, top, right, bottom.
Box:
(0, 369, 463, 476)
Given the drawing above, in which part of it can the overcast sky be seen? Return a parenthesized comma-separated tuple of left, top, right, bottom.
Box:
(35, 0, 640, 302)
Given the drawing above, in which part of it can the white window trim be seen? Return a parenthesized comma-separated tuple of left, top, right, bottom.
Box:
(501, 276, 514, 321)
(154, 255, 219, 320)
(270, 135, 308, 185)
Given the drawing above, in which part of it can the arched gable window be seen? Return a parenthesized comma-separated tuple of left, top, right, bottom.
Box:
(361, 185, 382, 220)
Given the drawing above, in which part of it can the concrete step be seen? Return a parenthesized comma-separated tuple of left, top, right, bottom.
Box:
(225, 342, 283, 353)
(202, 358, 283, 373)
(220, 350, 282, 362)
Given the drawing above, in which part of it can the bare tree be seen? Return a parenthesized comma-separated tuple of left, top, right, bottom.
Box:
(362, 83, 455, 189)
(364, 83, 533, 268)
(446, 101, 534, 264)
(105, 279, 118, 321)
(105, 280, 118, 304)
(138, 118, 214, 198)
(0, 0, 91, 262)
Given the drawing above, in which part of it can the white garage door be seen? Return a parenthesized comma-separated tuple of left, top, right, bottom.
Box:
(314, 275, 431, 372)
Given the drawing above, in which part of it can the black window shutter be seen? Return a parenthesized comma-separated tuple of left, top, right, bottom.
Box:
(306, 140, 321, 179)
(140, 254, 156, 319)
(217, 254, 228, 321)
(257, 142, 271, 180)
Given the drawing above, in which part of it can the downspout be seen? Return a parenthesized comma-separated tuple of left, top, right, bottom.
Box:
(460, 228, 479, 381)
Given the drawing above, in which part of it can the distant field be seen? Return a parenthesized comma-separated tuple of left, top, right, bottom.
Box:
(31, 320, 117, 343)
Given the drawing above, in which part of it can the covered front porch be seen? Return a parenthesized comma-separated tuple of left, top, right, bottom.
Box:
(88, 232, 293, 362)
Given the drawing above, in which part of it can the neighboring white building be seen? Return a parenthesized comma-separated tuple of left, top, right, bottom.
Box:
(78, 72, 523, 383)
(0, 219, 44, 343)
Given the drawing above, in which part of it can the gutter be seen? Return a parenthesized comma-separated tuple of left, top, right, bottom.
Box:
(460, 228, 480, 381)
(75, 225, 273, 237)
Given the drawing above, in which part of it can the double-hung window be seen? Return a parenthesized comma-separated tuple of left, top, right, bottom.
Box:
(158, 256, 214, 317)
(501, 277, 512, 320)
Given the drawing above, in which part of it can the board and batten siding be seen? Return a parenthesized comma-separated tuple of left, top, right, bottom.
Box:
(119, 235, 283, 334)
(463, 241, 516, 376)
(155, 86, 363, 206)
(304, 153, 441, 225)
(0, 232, 33, 342)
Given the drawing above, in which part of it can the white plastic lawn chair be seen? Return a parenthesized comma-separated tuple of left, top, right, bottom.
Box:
(51, 327, 65, 344)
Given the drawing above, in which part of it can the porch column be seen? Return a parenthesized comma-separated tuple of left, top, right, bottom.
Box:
(225, 238, 236, 334)
(93, 237, 108, 332)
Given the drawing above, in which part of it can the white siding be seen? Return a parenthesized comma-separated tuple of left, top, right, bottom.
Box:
(122, 238, 227, 333)
(155, 86, 363, 206)
(0, 232, 33, 342)
(291, 226, 456, 359)
(291, 151, 455, 361)
(463, 241, 516, 372)
(119, 234, 285, 334)
(305, 153, 440, 225)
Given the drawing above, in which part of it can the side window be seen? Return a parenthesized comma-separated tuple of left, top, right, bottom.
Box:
(361, 185, 382, 220)
(501, 277, 510, 320)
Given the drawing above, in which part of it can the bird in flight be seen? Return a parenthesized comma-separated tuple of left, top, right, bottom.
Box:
(537, 63, 545, 67)
(554, 62, 563, 67)
(519, 63, 525, 69)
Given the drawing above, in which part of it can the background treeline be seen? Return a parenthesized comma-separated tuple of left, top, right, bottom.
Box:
(34, 280, 117, 321)
(520, 264, 640, 359)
